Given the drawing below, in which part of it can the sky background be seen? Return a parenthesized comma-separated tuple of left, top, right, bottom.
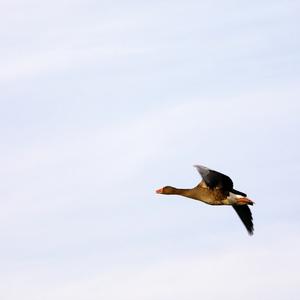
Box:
(1, 0, 300, 299)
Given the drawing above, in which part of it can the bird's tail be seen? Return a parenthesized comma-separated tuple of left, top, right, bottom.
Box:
(236, 197, 254, 205)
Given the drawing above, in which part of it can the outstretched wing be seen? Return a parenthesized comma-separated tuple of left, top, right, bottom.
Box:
(232, 205, 254, 235)
(194, 165, 246, 197)
(194, 165, 234, 191)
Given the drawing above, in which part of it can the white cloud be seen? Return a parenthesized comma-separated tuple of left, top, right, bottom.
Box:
(0, 43, 152, 82)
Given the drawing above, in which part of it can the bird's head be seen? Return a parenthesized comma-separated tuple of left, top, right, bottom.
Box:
(155, 186, 176, 194)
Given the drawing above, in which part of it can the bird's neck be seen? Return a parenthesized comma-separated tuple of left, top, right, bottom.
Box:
(168, 187, 194, 197)
(167, 186, 215, 204)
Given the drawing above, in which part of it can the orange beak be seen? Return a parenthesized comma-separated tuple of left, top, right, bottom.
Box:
(156, 188, 163, 194)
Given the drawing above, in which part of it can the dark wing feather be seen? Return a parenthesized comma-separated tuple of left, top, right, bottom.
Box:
(232, 189, 247, 197)
(232, 205, 254, 235)
(194, 165, 233, 191)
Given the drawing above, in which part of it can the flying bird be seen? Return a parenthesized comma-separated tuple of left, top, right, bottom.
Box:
(156, 165, 254, 235)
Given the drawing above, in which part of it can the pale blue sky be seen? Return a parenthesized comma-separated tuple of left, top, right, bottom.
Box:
(1, 1, 300, 299)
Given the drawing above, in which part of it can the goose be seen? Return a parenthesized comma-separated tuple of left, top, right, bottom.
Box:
(156, 165, 254, 235)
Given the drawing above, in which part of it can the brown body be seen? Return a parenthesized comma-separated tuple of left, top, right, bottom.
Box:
(156, 182, 252, 206)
